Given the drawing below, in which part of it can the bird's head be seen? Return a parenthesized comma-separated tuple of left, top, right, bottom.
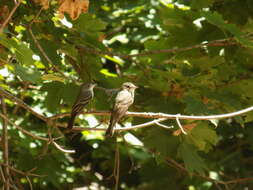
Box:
(81, 83, 97, 89)
(88, 83, 97, 89)
(122, 82, 138, 91)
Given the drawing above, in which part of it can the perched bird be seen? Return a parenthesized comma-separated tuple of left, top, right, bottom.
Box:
(106, 82, 138, 137)
(67, 83, 97, 129)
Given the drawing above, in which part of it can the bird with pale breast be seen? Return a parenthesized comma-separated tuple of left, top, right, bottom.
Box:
(106, 82, 138, 137)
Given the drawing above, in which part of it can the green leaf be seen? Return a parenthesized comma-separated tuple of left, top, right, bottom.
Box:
(143, 128, 180, 159)
(61, 83, 80, 105)
(14, 64, 42, 83)
(184, 122, 218, 152)
(202, 11, 253, 47)
(41, 82, 64, 112)
(73, 14, 107, 32)
(178, 142, 207, 174)
(100, 69, 117, 78)
(190, 0, 214, 9)
(0, 34, 35, 65)
(41, 74, 65, 82)
(245, 111, 253, 123)
(73, 14, 107, 42)
(183, 96, 211, 115)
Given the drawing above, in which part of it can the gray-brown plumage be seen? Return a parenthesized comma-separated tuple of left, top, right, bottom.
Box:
(67, 83, 96, 129)
(106, 82, 138, 137)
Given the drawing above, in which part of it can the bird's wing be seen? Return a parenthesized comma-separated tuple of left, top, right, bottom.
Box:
(72, 90, 92, 113)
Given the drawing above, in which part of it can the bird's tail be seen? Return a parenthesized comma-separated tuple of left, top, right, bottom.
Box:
(67, 113, 76, 129)
(105, 118, 116, 137)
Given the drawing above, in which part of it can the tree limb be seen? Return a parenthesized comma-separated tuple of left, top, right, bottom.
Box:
(0, 163, 42, 177)
(1, 86, 253, 132)
(28, 8, 67, 79)
(76, 37, 239, 59)
(0, 0, 21, 33)
(1, 96, 10, 190)
(166, 156, 253, 186)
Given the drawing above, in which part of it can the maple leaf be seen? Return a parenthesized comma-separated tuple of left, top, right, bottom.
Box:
(33, 0, 49, 9)
(58, 0, 89, 20)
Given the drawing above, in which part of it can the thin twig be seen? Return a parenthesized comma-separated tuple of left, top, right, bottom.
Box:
(28, 8, 66, 78)
(52, 141, 75, 154)
(76, 37, 239, 59)
(26, 176, 33, 190)
(154, 120, 174, 129)
(0, 87, 47, 121)
(114, 143, 120, 190)
(0, 113, 49, 141)
(176, 114, 187, 135)
(1, 96, 10, 190)
(224, 177, 253, 185)
(71, 118, 169, 132)
(0, 166, 6, 184)
(166, 157, 253, 186)
(0, 0, 21, 33)
(12, 82, 29, 114)
(0, 163, 42, 177)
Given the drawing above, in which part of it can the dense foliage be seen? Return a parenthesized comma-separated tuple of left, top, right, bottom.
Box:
(1, 0, 253, 189)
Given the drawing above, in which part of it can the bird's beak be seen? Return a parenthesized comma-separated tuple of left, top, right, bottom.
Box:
(92, 83, 97, 87)
(134, 85, 138, 89)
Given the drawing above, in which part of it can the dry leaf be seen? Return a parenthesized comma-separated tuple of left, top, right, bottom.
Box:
(33, 0, 49, 9)
(202, 96, 209, 104)
(58, 0, 89, 20)
(168, 83, 184, 98)
(173, 123, 197, 136)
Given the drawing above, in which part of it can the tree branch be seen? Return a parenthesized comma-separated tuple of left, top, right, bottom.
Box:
(70, 118, 169, 132)
(0, 163, 42, 177)
(1, 86, 253, 132)
(166, 157, 253, 186)
(52, 141, 75, 154)
(1, 96, 10, 190)
(0, 113, 49, 141)
(0, 87, 47, 122)
(77, 37, 239, 59)
(53, 103, 253, 123)
(0, 0, 21, 33)
(28, 8, 67, 79)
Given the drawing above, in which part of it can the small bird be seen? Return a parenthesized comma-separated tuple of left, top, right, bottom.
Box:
(106, 82, 138, 137)
(67, 83, 97, 129)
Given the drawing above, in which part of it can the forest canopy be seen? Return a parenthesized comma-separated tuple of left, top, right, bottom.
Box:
(1, 0, 253, 189)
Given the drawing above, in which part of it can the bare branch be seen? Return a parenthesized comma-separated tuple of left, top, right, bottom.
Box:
(176, 114, 187, 135)
(76, 37, 239, 59)
(26, 176, 33, 190)
(0, 113, 49, 141)
(0, 166, 6, 184)
(0, 0, 21, 33)
(70, 118, 169, 132)
(154, 120, 173, 129)
(2, 86, 253, 133)
(52, 141, 75, 154)
(0, 163, 42, 177)
(28, 8, 67, 79)
(166, 156, 253, 186)
(50, 104, 253, 122)
(114, 143, 120, 190)
(224, 177, 253, 185)
(1, 96, 10, 190)
(0, 87, 47, 122)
